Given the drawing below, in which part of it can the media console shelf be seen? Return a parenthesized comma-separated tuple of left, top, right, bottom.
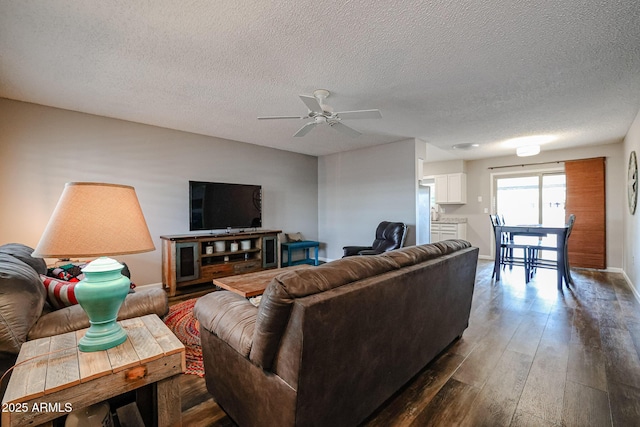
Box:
(161, 230, 281, 296)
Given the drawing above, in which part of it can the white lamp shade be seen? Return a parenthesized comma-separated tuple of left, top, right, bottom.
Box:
(33, 182, 155, 258)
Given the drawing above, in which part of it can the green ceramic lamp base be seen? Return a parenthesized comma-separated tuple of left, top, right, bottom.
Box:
(75, 257, 131, 352)
(78, 322, 128, 352)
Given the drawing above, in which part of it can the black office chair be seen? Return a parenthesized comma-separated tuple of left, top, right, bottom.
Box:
(343, 221, 407, 257)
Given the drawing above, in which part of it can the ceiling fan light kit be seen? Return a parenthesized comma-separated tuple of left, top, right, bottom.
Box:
(258, 89, 382, 138)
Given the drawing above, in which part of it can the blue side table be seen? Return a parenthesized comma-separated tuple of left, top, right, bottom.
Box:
(281, 240, 320, 267)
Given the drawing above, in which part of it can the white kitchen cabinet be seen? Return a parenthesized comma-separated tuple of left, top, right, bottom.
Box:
(434, 173, 467, 204)
(431, 222, 467, 242)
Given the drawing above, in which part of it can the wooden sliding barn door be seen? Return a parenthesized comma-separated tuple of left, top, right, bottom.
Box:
(564, 157, 606, 269)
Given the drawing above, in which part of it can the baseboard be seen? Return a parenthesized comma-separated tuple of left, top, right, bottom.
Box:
(620, 269, 640, 305)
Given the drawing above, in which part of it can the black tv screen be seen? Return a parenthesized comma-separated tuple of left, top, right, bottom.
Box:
(189, 181, 262, 231)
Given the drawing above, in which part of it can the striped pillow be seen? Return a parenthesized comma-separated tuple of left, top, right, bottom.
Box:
(40, 275, 79, 309)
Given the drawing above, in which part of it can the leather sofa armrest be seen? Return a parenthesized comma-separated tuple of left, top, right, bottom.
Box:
(194, 291, 258, 358)
(27, 287, 169, 341)
(343, 245, 373, 257)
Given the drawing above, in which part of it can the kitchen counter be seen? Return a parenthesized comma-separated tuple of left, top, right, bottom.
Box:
(431, 217, 467, 224)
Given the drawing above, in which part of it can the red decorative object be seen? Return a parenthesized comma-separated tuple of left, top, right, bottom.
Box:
(40, 274, 79, 309)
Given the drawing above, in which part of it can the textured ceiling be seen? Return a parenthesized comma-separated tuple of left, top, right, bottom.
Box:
(1, 1, 640, 159)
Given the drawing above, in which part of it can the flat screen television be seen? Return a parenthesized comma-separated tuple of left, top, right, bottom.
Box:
(189, 181, 262, 231)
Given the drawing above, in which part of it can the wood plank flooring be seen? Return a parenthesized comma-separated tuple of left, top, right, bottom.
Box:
(176, 260, 640, 426)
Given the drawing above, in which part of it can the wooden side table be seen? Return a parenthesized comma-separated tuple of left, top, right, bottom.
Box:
(1, 314, 185, 427)
(281, 240, 320, 267)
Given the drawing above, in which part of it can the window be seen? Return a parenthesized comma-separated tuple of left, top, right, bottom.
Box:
(494, 172, 566, 226)
(541, 174, 566, 226)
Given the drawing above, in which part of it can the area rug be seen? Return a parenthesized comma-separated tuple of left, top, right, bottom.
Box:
(163, 298, 204, 377)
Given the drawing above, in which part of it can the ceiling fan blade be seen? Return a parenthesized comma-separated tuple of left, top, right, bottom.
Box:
(330, 122, 361, 137)
(299, 95, 325, 113)
(294, 122, 317, 137)
(258, 115, 306, 120)
(335, 109, 382, 120)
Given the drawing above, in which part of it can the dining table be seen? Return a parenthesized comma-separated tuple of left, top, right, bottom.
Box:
(493, 224, 571, 290)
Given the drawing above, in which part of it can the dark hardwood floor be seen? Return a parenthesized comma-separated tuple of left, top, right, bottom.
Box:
(175, 260, 640, 426)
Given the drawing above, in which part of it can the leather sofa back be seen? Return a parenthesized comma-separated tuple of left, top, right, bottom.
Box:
(0, 243, 47, 275)
(250, 240, 471, 370)
(250, 254, 400, 369)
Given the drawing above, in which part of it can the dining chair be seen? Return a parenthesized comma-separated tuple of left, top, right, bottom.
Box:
(489, 214, 504, 279)
(526, 214, 576, 285)
(490, 214, 530, 281)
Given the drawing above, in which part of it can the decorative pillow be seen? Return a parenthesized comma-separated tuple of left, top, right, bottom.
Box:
(47, 262, 136, 292)
(47, 263, 86, 282)
(40, 275, 79, 309)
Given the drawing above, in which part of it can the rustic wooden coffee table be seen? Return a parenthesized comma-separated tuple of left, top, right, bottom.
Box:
(213, 264, 312, 297)
(1, 314, 185, 427)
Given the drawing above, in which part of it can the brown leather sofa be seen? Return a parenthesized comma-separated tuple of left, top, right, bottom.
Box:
(0, 243, 169, 395)
(194, 239, 479, 426)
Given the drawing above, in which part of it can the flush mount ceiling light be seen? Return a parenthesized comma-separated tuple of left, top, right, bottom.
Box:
(452, 143, 480, 150)
(503, 134, 556, 157)
(503, 134, 557, 148)
(516, 145, 541, 157)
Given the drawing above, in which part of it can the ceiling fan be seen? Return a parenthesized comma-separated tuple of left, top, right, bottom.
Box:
(258, 89, 382, 137)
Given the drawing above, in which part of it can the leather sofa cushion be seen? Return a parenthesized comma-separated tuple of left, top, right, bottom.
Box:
(250, 255, 400, 369)
(380, 244, 444, 267)
(433, 239, 472, 254)
(27, 287, 169, 340)
(0, 254, 47, 354)
(194, 291, 258, 357)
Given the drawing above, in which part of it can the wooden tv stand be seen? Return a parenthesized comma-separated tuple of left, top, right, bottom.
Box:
(161, 230, 281, 296)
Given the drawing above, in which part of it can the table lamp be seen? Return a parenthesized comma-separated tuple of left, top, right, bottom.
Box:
(33, 182, 155, 352)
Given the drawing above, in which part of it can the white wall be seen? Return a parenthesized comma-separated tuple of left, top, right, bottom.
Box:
(423, 159, 466, 176)
(623, 108, 640, 298)
(0, 99, 318, 285)
(318, 138, 423, 260)
(424, 142, 625, 269)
